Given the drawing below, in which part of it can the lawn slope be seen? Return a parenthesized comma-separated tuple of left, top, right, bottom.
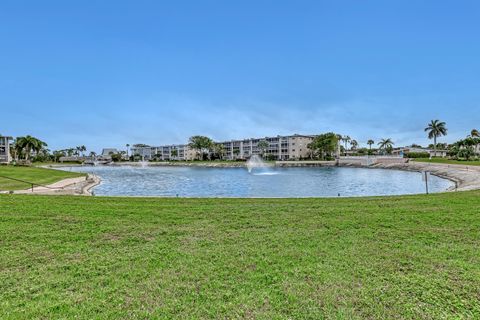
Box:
(0, 166, 85, 191)
(413, 158, 480, 166)
(0, 193, 479, 319)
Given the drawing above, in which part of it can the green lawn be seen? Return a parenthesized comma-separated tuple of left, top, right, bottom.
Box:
(0, 166, 85, 191)
(413, 158, 480, 166)
(31, 161, 83, 167)
(1, 193, 479, 319)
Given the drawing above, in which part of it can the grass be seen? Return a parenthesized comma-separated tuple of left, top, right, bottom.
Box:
(413, 158, 480, 166)
(1, 193, 479, 319)
(0, 166, 85, 191)
(31, 161, 83, 167)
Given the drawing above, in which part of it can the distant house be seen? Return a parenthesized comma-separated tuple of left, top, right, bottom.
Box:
(392, 147, 447, 158)
(429, 150, 448, 158)
(99, 148, 119, 160)
(0, 136, 13, 163)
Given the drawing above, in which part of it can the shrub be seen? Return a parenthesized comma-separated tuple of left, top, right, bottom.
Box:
(405, 152, 430, 159)
(264, 154, 276, 161)
(110, 153, 123, 162)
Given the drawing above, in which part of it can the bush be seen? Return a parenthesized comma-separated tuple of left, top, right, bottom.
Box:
(405, 152, 430, 159)
(110, 153, 123, 162)
(264, 154, 277, 161)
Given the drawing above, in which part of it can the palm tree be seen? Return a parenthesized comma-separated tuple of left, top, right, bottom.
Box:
(188, 136, 213, 160)
(342, 135, 351, 155)
(89, 151, 97, 159)
(424, 120, 448, 157)
(52, 150, 66, 162)
(367, 139, 374, 150)
(10, 139, 21, 161)
(378, 138, 394, 155)
(470, 129, 479, 138)
(15, 135, 47, 161)
(171, 149, 178, 159)
(335, 134, 343, 157)
(350, 140, 358, 150)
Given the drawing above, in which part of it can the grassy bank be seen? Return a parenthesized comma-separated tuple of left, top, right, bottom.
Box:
(0, 166, 85, 191)
(413, 158, 480, 166)
(1, 193, 479, 318)
(31, 161, 83, 167)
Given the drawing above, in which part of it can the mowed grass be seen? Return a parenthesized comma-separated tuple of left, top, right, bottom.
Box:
(1, 193, 479, 319)
(0, 166, 85, 191)
(413, 158, 480, 166)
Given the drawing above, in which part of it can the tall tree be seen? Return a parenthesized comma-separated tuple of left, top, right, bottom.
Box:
(307, 133, 339, 160)
(367, 139, 375, 150)
(233, 149, 240, 159)
(341, 135, 351, 155)
(257, 140, 269, 156)
(350, 140, 358, 150)
(378, 138, 394, 155)
(424, 120, 448, 157)
(211, 143, 226, 160)
(15, 135, 47, 161)
(188, 136, 213, 160)
(10, 139, 21, 161)
(471, 129, 479, 138)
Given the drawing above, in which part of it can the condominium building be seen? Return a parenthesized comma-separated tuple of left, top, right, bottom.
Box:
(130, 134, 315, 161)
(0, 135, 13, 163)
(130, 144, 196, 161)
(220, 134, 315, 160)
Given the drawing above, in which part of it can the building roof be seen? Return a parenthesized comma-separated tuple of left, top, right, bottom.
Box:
(101, 148, 119, 155)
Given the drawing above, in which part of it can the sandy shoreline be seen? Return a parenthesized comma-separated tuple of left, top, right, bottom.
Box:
(9, 174, 101, 195)
(10, 160, 480, 195)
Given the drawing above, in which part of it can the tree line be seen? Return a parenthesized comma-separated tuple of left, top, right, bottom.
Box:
(6, 120, 480, 164)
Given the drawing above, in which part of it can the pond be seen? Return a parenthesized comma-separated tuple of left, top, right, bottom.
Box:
(61, 165, 454, 197)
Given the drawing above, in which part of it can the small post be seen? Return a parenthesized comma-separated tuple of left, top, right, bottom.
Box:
(424, 171, 429, 194)
(31, 184, 34, 192)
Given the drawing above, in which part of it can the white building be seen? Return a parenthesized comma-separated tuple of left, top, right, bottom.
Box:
(130, 144, 196, 161)
(0, 136, 13, 163)
(220, 134, 315, 160)
(130, 134, 316, 161)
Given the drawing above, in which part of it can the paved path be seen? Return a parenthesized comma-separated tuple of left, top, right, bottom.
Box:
(13, 174, 100, 195)
(372, 161, 480, 191)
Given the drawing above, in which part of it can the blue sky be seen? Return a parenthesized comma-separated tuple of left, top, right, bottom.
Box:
(1, 0, 479, 152)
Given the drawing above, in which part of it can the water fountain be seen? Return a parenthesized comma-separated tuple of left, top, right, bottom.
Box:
(246, 154, 274, 174)
(139, 155, 149, 168)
